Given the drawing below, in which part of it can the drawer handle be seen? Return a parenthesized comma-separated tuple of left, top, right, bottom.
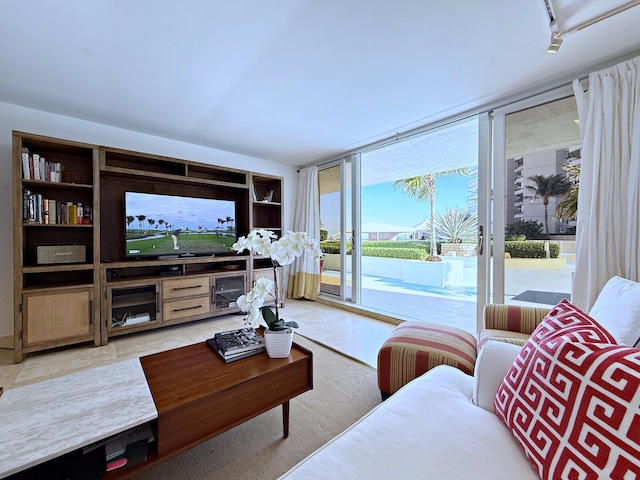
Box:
(173, 305, 203, 312)
(172, 285, 202, 291)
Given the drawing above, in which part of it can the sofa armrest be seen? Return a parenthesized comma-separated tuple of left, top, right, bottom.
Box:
(482, 304, 550, 335)
(472, 341, 522, 412)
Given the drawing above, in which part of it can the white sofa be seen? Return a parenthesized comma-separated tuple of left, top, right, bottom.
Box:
(280, 341, 538, 479)
(280, 276, 640, 480)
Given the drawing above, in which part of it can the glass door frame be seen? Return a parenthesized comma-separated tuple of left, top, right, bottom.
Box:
(319, 156, 354, 301)
(328, 114, 493, 332)
(350, 154, 361, 304)
(490, 84, 575, 305)
(476, 113, 491, 332)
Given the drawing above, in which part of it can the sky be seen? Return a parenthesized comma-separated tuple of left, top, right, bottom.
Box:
(321, 176, 472, 235)
(126, 192, 235, 231)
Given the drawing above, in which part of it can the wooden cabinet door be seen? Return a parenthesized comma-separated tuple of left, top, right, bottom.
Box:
(212, 273, 246, 313)
(23, 288, 93, 346)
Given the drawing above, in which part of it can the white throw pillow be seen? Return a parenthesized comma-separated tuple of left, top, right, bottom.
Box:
(588, 276, 640, 347)
(472, 340, 522, 413)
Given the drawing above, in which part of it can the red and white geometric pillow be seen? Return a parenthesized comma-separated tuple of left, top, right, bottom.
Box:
(495, 299, 640, 479)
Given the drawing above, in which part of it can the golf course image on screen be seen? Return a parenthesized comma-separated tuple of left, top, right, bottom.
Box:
(125, 191, 236, 258)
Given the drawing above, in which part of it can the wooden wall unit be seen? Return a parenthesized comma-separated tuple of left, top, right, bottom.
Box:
(13, 132, 284, 361)
(13, 132, 100, 363)
(250, 173, 285, 307)
(250, 173, 283, 234)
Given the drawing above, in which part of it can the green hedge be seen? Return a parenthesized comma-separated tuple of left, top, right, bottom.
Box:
(321, 240, 438, 256)
(322, 239, 560, 259)
(365, 240, 430, 250)
(505, 241, 560, 258)
(361, 247, 428, 260)
(320, 240, 350, 254)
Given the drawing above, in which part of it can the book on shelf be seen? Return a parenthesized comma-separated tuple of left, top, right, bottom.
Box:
(48, 199, 57, 224)
(206, 336, 265, 363)
(42, 197, 49, 224)
(20, 147, 65, 182)
(214, 327, 265, 355)
(22, 189, 91, 225)
(21, 149, 30, 180)
(33, 153, 41, 180)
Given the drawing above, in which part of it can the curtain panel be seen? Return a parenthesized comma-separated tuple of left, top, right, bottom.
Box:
(572, 56, 640, 310)
(287, 166, 321, 300)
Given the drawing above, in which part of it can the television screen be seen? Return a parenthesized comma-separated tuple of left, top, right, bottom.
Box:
(125, 192, 237, 258)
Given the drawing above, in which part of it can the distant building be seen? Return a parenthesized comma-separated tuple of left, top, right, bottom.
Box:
(507, 147, 580, 235)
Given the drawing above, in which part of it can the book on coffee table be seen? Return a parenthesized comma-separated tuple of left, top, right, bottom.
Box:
(214, 327, 265, 355)
(206, 337, 265, 363)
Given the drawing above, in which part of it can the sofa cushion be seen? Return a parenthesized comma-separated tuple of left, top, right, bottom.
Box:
(473, 341, 522, 412)
(495, 299, 640, 479)
(588, 275, 640, 347)
(478, 329, 531, 349)
(480, 304, 551, 349)
(280, 365, 539, 480)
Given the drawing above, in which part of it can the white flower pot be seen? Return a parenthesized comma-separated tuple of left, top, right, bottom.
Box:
(264, 328, 294, 358)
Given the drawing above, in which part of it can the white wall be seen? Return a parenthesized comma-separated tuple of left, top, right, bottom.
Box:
(0, 101, 298, 340)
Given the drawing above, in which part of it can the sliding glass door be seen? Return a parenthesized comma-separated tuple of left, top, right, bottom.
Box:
(492, 87, 580, 307)
(318, 86, 581, 328)
(319, 160, 352, 300)
(319, 116, 490, 334)
(358, 117, 482, 332)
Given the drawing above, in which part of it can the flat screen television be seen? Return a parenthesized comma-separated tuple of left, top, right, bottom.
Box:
(125, 191, 237, 258)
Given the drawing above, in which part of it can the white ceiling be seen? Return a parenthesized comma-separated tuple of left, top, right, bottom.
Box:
(1, 1, 639, 166)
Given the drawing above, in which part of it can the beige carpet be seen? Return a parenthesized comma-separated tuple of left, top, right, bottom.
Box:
(135, 335, 381, 480)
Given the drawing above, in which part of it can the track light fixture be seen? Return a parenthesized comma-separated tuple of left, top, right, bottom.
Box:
(541, 0, 640, 54)
(547, 31, 563, 54)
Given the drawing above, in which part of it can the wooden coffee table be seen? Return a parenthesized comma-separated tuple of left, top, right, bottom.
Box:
(107, 339, 313, 478)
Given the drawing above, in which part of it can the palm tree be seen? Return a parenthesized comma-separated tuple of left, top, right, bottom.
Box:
(526, 173, 570, 236)
(125, 215, 134, 233)
(555, 164, 580, 222)
(393, 167, 470, 261)
(136, 214, 146, 233)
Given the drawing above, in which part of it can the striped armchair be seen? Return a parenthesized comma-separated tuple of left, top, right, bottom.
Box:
(478, 304, 550, 349)
(377, 304, 551, 400)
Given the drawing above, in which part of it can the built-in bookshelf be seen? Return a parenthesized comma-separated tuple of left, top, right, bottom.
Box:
(13, 131, 284, 362)
(13, 132, 100, 363)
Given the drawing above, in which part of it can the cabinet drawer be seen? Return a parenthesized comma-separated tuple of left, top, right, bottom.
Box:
(162, 276, 211, 300)
(163, 296, 211, 322)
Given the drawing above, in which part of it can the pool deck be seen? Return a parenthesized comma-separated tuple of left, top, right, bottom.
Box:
(320, 258, 574, 333)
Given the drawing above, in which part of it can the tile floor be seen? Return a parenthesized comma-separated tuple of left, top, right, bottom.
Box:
(0, 298, 396, 391)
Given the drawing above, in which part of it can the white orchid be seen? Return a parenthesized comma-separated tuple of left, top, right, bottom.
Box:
(235, 277, 273, 324)
(232, 229, 323, 330)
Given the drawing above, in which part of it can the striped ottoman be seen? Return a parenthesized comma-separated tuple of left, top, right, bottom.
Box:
(377, 322, 477, 400)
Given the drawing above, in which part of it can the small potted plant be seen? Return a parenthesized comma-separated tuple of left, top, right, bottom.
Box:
(233, 229, 322, 357)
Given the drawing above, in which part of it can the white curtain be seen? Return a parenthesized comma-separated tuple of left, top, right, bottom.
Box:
(571, 56, 640, 310)
(287, 166, 321, 300)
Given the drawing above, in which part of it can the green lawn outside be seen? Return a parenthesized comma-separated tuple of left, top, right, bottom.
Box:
(126, 232, 235, 255)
